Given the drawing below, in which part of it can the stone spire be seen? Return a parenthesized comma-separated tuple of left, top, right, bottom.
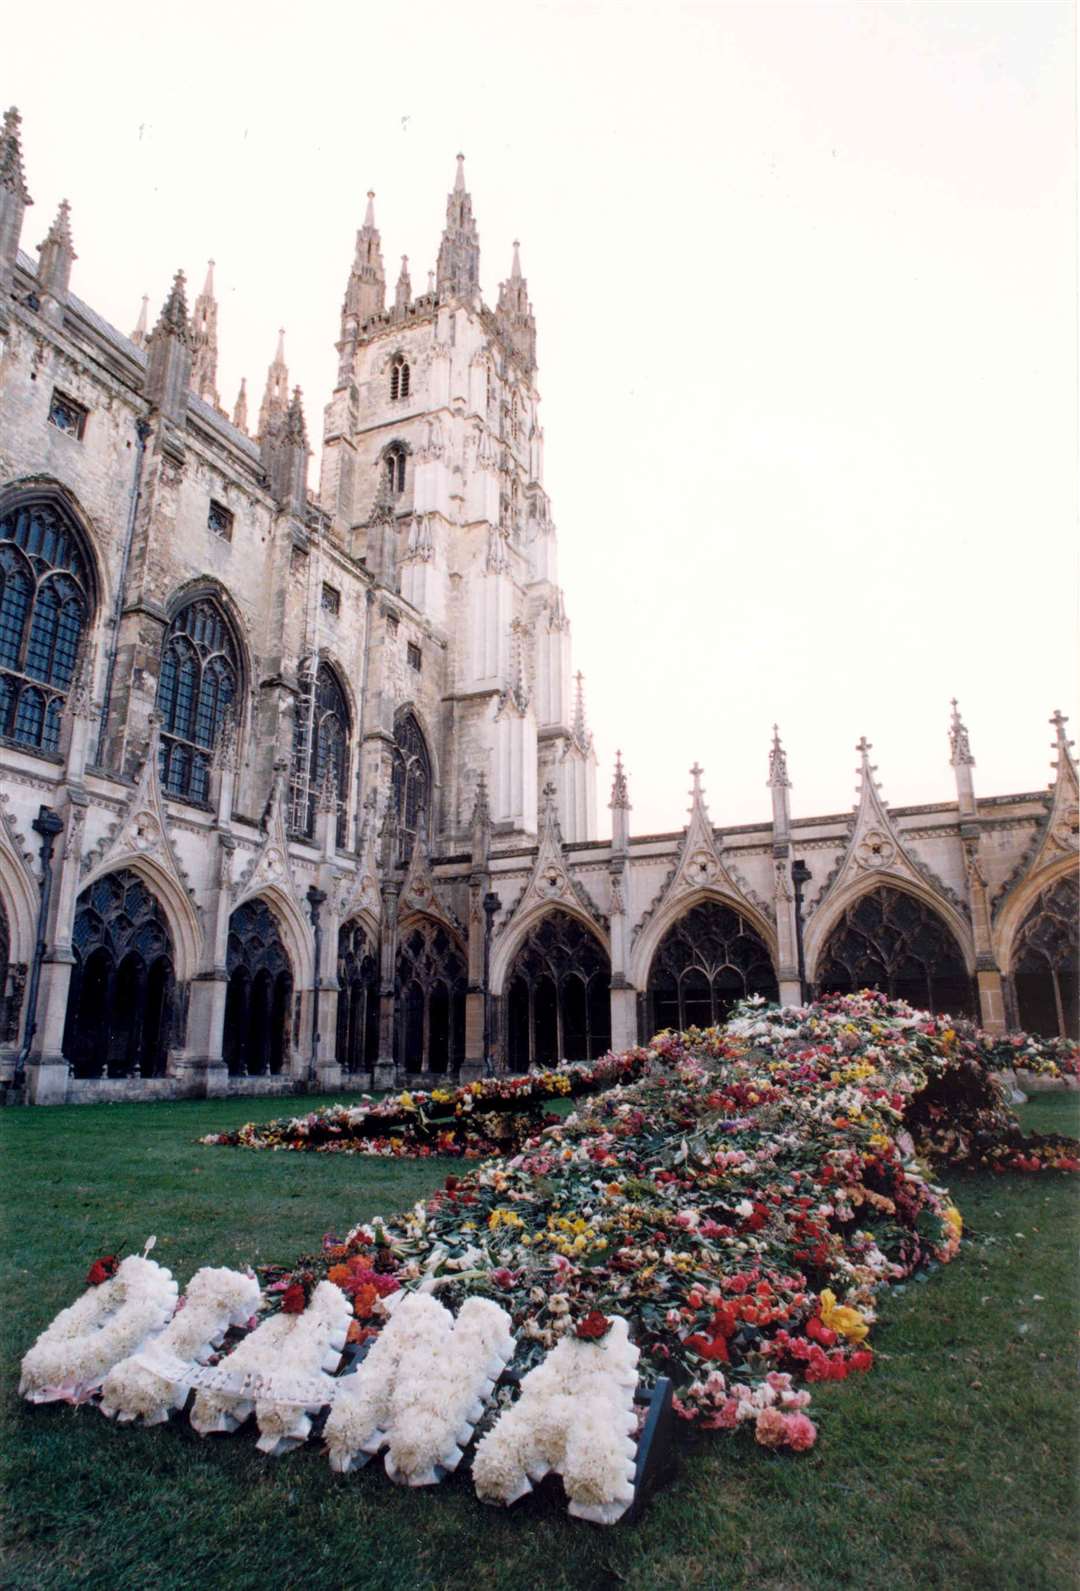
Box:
(145, 270, 191, 423)
(262, 385, 309, 513)
(496, 238, 537, 371)
(572, 671, 590, 751)
(338, 190, 385, 378)
(189, 259, 220, 408)
(1050, 708, 1076, 780)
(130, 294, 150, 349)
(232, 376, 248, 433)
(768, 725, 792, 848)
(0, 107, 32, 310)
(470, 772, 491, 868)
(435, 153, 480, 301)
(395, 254, 412, 312)
(949, 699, 977, 821)
(609, 750, 630, 853)
(36, 198, 76, 324)
(257, 328, 289, 442)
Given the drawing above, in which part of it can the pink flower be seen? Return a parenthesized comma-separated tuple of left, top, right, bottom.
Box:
(754, 1406, 788, 1447)
(713, 1398, 741, 1429)
(783, 1412, 818, 1451)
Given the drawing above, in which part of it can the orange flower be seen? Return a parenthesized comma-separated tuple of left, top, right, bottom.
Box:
(352, 1282, 380, 1319)
(327, 1263, 351, 1288)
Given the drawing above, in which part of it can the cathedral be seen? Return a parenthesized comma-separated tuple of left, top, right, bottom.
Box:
(0, 108, 1075, 1104)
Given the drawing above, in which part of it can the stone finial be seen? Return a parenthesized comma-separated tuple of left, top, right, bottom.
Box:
(454, 152, 466, 193)
(572, 671, 589, 748)
(189, 257, 220, 408)
(130, 293, 150, 349)
(1051, 709, 1073, 754)
(232, 376, 248, 433)
(257, 327, 288, 441)
(395, 253, 411, 310)
(609, 749, 630, 810)
(511, 239, 522, 279)
(948, 698, 975, 767)
(767, 723, 790, 788)
(688, 762, 705, 810)
(36, 198, 77, 319)
(286, 385, 308, 447)
(0, 107, 31, 204)
(436, 152, 480, 301)
(364, 189, 375, 227)
(145, 270, 192, 421)
(153, 270, 189, 343)
(40, 197, 75, 256)
(496, 235, 537, 370)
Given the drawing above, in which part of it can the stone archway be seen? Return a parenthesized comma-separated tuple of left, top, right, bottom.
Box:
(394, 918, 467, 1075)
(337, 918, 380, 1073)
(1009, 874, 1078, 1038)
(645, 899, 777, 1037)
(62, 869, 177, 1078)
(504, 909, 611, 1071)
(223, 898, 293, 1076)
(814, 884, 974, 1017)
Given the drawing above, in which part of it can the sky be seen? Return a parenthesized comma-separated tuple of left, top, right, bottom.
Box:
(5, 0, 1077, 835)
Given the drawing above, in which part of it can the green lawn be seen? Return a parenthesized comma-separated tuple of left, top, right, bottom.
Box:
(1, 1091, 1078, 1591)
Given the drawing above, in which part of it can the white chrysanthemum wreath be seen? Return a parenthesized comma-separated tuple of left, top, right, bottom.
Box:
(99, 1266, 262, 1425)
(19, 1244, 178, 1405)
(473, 1311, 640, 1524)
(325, 1292, 514, 1483)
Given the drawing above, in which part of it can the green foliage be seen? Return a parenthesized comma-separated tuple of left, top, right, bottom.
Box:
(1, 1092, 1077, 1591)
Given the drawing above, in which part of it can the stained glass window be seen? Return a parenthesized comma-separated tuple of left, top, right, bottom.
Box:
(157, 597, 239, 803)
(0, 498, 91, 751)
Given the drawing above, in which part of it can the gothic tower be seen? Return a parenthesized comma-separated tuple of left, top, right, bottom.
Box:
(319, 157, 597, 847)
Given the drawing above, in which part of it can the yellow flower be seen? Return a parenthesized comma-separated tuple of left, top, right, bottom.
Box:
(488, 1208, 524, 1231)
(819, 1288, 870, 1344)
(943, 1206, 963, 1237)
(868, 1132, 890, 1150)
(399, 1092, 415, 1110)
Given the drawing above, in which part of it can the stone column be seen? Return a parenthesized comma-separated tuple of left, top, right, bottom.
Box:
(24, 806, 71, 1105)
(374, 880, 399, 1090)
(178, 833, 235, 1097)
(461, 872, 487, 1080)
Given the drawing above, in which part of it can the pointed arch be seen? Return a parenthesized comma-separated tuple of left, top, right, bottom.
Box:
(1004, 870, 1078, 1038)
(629, 884, 778, 994)
(229, 881, 314, 990)
(223, 895, 295, 1076)
(810, 880, 975, 1017)
(78, 851, 201, 984)
(806, 871, 975, 984)
(642, 896, 778, 1035)
(391, 704, 435, 865)
(337, 915, 380, 1073)
(290, 658, 352, 845)
(394, 913, 467, 1074)
(502, 906, 611, 1070)
(157, 585, 246, 804)
(491, 898, 610, 996)
(995, 855, 1080, 975)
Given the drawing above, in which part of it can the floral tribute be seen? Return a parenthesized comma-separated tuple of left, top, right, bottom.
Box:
(98, 1267, 262, 1425)
(324, 1292, 515, 1482)
(199, 1050, 654, 1160)
(271, 992, 1077, 1456)
(19, 1251, 178, 1405)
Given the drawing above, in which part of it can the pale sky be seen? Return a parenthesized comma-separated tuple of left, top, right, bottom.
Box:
(6, 0, 1077, 835)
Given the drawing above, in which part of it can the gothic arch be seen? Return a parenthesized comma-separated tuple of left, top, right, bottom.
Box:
(336, 915, 380, 1073)
(156, 585, 247, 805)
(163, 577, 252, 709)
(78, 852, 201, 985)
(492, 899, 610, 996)
(394, 913, 467, 1074)
(629, 886, 778, 994)
(229, 881, 314, 989)
(805, 872, 975, 984)
(643, 897, 778, 1035)
(0, 479, 106, 608)
(995, 855, 1080, 976)
(503, 907, 611, 1070)
(290, 658, 352, 845)
(810, 881, 975, 1017)
(0, 825, 38, 970)
(391, 704, 437, 864)
(1003, 871, 1078, 1039)
(223, 895, 295, 1076)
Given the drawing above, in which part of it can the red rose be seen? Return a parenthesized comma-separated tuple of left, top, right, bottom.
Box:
(575, 1310, 613, 1341)
(86, 1255, 119, 1287)
(281, 1282, 308, 1314)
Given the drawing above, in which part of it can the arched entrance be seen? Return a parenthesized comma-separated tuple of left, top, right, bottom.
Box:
(391, 710, 431, 865)
(337, 919, 379, 1072)
(505, 911, 611, 1070)
(815, 885, 973, 1017)
(223, 899, 293, 1075)
(394, 919, 466, 1074)
(646, 899, 777, 1035)
(63, 870, 176, 1077)
(1009, 875, 1078, 1038)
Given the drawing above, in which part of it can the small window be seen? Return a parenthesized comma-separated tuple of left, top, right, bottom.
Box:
(48, 391, 87, 439)
(386, 614, 399, 635)
(321, 583, 341, 617)
(407, 642, 422, 672)
(389, 354, 410, 401)
(385, 447, 406, 495)
(208, 500, 233, 541)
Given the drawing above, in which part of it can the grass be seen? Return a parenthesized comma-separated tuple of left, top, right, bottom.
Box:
(1, 1090, 1078, 1591)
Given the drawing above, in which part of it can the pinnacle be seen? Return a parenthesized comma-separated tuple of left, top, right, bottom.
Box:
(43, 197, 75, 254)
(201, 259, 215, 296)
(0, 106, 31, 205)
(454, 152, 466, 192)
(511, 239, 522, 278)
(274, 327, 286, 363)
(364, 190, 375, 228)
(153, 269, 189, 342)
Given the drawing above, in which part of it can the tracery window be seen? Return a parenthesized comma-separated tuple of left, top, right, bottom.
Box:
(290, 662, 350, 846)
(506, 910, 611, 1071)
(647, 900, 777, 1035)
(389, 354, 410, 401)
(1011, 875, 1078, 1039)
(391, 708, 431, 864)
(157, 596, 239, 804)
(384, 445, 406, 495)
(394, 919, 466, 1073)
(62, 870, 175, 1079)
(815, 886, 973, 1017)
(0, 497, 92, 753)
(337, 919, 380, 1072)
(223, 899, 293, 1076)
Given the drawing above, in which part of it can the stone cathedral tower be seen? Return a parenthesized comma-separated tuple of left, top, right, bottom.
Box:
(319, 157, 597, 847)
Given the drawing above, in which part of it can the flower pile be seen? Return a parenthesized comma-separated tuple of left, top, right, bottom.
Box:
(271, 992, 1077, 1453)
(199, 1051, 654, 1160)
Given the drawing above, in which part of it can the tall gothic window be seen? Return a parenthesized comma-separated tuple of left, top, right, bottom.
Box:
(337, 919, 380, 1072)
(223, 899, 293, 1076)
(647, 900, 777, 1035)
(391, 709, 431, 864)
(62, 870, 176, 1079)
(1011, 875, 1078, 1039)
(394, 919, 467, 1074)
(389, 354, 410, 401)
(291, 662, 350, 846)
(157, 597, 239, 804)
(506, 910, 611, 1071)
(384, 445, 407, 495)
(815, 886, 973, 1017)
(0, 496, 92, 753)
